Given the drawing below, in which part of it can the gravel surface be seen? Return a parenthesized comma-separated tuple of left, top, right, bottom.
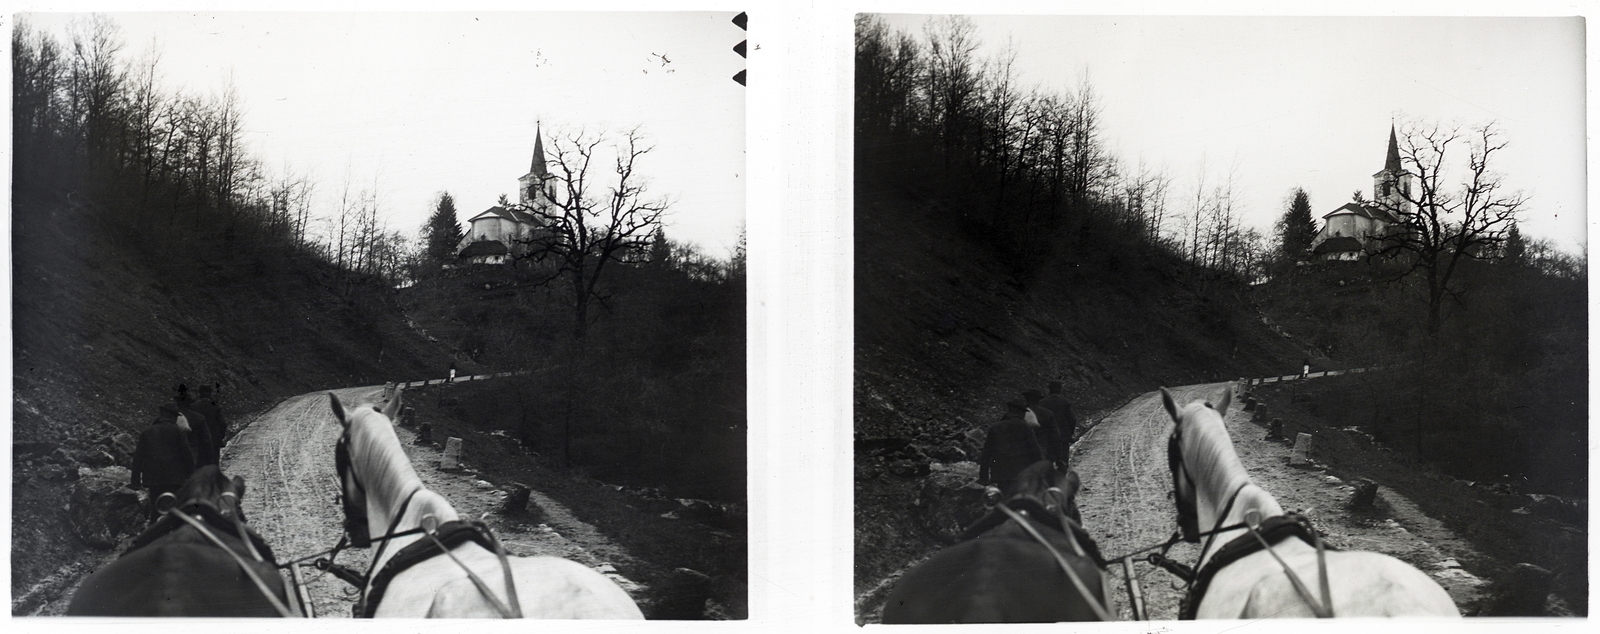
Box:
(219, 385, 641, 618)
(1073, 381, 1488, 620)
(857, 379, 1490, 622)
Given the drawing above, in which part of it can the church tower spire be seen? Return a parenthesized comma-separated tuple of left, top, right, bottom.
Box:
(1372, 124, 1412, 217)
(529, 121, 549, 178)
(518, 122, 552, 207)
(1384, 124, 1402, 173)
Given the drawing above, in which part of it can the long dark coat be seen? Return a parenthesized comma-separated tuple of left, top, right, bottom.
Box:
(978, 417, 1043, 487)
(178, 409, 217, 467)
(190, 397, 227, 447)
(1039, 394, 1077, 454)
(1026, 404, 1063, 464)
(131, 419, 196, 488)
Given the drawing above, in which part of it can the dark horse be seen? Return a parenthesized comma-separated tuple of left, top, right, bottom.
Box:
(882, 461, 1114, 623)
(67, 466, 294, 617)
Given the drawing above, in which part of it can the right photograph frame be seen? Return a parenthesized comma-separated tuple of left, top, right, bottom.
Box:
(852, 13, 1587, 623)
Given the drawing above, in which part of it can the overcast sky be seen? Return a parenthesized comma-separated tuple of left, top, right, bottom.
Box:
(20, 11, 748, 258)
(876, 14, 1587, 254)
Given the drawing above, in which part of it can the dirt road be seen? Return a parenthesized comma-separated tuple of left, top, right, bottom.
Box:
(219, 385, 641, 618)
(1072, 382, 1488, 620)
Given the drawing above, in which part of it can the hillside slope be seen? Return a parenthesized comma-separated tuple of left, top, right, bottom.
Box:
(853, 153, 1312, 591)
(10, 191, 460, 610)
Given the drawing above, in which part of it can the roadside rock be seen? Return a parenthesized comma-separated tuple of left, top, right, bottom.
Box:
(76, 448, 118, 468)
(913, 461, 985, 544)
(67, 466, 143, 549)
(929, 444, 967, 463)
(103, 432, 137, 464)
(960, 428, 986, 463)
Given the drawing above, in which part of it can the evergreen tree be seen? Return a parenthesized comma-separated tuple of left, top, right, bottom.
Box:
(1504, 222, 1526, 264)
(422, 191, 463, 262)
(1275, 187, 1317, 262)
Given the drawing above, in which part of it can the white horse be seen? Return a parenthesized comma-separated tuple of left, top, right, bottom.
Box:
(1160, 386, 1459, 618)
(330, 389, 644, 619)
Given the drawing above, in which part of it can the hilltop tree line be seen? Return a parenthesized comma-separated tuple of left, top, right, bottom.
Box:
(13, 16, 409, 283)
(856, 15, 1267, 281)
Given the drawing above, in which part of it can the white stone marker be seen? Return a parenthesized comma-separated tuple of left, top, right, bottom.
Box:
(1289, 432, 1314, 466)
(442, 437, 464, 470)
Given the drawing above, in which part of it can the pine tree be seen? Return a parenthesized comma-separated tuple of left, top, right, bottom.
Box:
(1504, 222, 1526, 264)
(1275, 187, 1317, 262)
(422, 191, 463, 262)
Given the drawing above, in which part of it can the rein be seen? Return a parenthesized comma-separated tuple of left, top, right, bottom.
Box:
(167, 506, 297, 618)
(994, 499, 1115, 621)
(1148, 397, 1335, 619)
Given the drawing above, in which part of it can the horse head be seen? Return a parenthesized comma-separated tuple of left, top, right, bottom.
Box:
(1161, 386, 1231, 542)
(162, 464, 248, 521)
(330, 389, 405, 548)
(1001, 460, 1083, 525)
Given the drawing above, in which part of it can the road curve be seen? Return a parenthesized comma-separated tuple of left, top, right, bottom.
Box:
(220, 386, 382, 618)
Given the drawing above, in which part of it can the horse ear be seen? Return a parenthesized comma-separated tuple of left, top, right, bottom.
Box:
(381, 387, 403, 421)
(1160, 387, 1180, 423)
(1062, 469, 1082, 499)
(329, 392, 349, 427)
(1214, 387, 1232, 417)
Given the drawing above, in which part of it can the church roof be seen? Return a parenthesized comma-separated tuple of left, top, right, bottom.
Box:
(1323, 202, 1398, 224)
(467, 205, 539, 225)
(1312, 236, 1363, 255)
(458, 240, 510, 258)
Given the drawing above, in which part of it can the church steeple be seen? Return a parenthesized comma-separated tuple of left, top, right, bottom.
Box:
(1372, 124, 1412, 217)
(518, 123, 552, 207)
(529, 122, 549, 178)
(1383, 124, 1402, 173)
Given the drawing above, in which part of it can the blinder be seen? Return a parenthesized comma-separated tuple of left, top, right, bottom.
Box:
(335, 435, 372, 548)
(1168, 426, 1201, 543)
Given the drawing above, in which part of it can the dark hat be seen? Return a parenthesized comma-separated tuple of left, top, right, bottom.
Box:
(1005, 400, 1027, 414)
(1022, 389, 1044, 401)
(158, 402, 180, 417)
(1048, 380, 1063, 392)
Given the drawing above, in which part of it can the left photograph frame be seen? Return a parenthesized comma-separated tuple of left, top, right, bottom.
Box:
(11, 10, 748, 619)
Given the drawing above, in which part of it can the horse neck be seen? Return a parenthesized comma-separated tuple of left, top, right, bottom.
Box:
(371, 490, 461, 573)
(351, 413, 437, 535)
(1184, 411, 1284, 566)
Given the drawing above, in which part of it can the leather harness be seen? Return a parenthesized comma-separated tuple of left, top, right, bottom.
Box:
(1178, 512, 1334, 619)
(358, 519, 507, 618)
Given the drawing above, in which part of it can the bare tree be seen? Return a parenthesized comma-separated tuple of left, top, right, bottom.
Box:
(513, 126, 669, 340)
(1372, 120, 1526, 335)
(922, 16, 981, 159)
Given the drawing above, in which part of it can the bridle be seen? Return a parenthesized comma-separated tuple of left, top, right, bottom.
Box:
(319, 426, 524, 618)
(154, 483, 299, 617)
(989, 475, 1115, 621)
(1141, 400, 1334, 619)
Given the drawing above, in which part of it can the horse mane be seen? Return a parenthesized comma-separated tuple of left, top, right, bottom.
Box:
(1173, 400, 1252, 500)
(1001, 460, 1066, 501)
(176, 464, 229, 504)
(346, 401, 460, 523)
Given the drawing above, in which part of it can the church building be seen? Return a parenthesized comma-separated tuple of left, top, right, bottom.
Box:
(455, 126, 557, 265)
(1310, 127, 1413, 261)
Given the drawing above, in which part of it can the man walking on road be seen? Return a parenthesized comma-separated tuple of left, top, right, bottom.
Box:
(131, 403, 196, 522)
(1022, 389, 1063, 470)
(173, 386, 217, 468)
(1039, 381, 1078, 468)
(191, 384, 228, 451)
(979, 401, 1045, 499)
